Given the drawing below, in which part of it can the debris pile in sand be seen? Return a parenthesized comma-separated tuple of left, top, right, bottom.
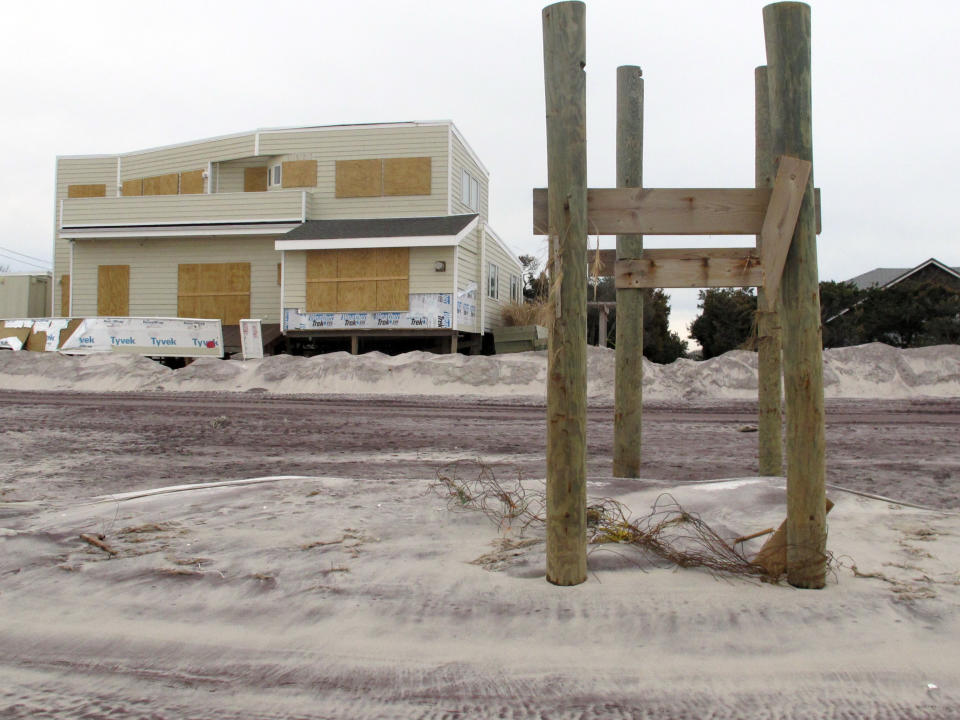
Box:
(0, 342, 958, 399)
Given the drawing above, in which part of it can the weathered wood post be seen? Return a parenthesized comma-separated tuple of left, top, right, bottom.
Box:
(542, 0, 588, 586)
(613, 65, 644, 478)
(755, 65, 783, 477)
(763, 1, 827, 588)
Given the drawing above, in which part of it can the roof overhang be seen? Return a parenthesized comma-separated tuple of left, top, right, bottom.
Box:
(60, 221, 301, 239)
(274, 214, 478, 251)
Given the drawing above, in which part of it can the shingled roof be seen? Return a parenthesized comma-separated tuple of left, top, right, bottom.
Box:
(846, 258, 960, 290)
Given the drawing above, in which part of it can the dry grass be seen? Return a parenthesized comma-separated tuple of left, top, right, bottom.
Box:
(501, 300, 552, 328)
(433, 459, 778, 582)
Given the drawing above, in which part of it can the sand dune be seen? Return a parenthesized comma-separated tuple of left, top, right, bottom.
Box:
(1, 342, 958, 399)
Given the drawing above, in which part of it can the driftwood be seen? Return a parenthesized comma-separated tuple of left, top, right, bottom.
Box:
(79, 533, 118, 556)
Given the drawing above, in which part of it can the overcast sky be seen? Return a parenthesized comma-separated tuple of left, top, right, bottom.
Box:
(2, 0, 958, 340)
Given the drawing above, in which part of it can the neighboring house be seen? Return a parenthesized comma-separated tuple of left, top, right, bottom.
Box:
(846, 258, 960, 292)
(53, 121, 523, 354)
(0, 273, 51, 318)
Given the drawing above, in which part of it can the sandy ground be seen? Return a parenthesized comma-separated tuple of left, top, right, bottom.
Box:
(1, 344, 959, 718)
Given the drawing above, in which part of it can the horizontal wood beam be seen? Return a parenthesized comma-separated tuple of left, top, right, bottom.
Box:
(533, 187, 820, 235)
(614, 248, 763, 288)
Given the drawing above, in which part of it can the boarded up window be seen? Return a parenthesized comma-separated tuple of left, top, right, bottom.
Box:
(306, 248, 409, 313)
(177, 263, 251, 326)
(244, 167, 268, 192)
(97, 265, 130, 316)
(180, 169, 205, 194)
(281, 160, 318, 188)
(67, 184, 107, 198)
(60, 274, 70, 316)
(142, 173, 179, 196)
(335, 159, 382, 198)
(122, 179, 143, 197)
(383, 157, 431, 196)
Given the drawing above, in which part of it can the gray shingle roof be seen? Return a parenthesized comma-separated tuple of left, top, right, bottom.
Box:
(846, 259, 960, 290)
(282, 214, 478, 241)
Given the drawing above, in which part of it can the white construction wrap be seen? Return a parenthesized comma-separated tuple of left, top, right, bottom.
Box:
(60, 317, 224, 357)
(284, 293, 453, 331)
(239, 319, 264, 360)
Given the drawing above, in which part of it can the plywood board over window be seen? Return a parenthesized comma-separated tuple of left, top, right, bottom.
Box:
(178, 263, 251, 326)
(383, 157, 431, 196)
(281, 160, 318, 188)
(97, 265, 130, 316)
(142, 173, 179, 196)
(67, 184, 107, 198)
(60, 275, 70, 316)
(305, 248, 409, 313)
(180, 169, 205, 194)
(244, 167, 268, 192)
(122, 179, 143, 197)
(335, 159, 382, 198)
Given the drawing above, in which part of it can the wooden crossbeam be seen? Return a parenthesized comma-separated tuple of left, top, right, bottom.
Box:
(614, 248, 762, 288)
(533, 186, 820, 235)
(759, 156, 811, 310)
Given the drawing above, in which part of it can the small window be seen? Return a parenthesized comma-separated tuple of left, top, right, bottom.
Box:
(268, 165, 282, 187)
(461, 168, 480, 211)
(487, 262, 499, 299)
(510, 274, 520, 303)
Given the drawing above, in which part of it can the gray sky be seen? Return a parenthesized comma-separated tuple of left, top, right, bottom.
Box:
(2, 0, 958, 341)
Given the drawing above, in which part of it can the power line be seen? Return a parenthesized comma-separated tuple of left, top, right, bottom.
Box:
(0, 252, 51, 271)
(0, 244, 50, 264)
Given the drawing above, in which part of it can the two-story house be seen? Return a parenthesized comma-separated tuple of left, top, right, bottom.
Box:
(53, 121, 522, 354)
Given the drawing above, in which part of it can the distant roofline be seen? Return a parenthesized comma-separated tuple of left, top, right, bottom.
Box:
(56, 120, 483, 164)
(846, 257, 960, 290)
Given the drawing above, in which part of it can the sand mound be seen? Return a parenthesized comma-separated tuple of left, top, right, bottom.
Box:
(1, 342, 958, 400)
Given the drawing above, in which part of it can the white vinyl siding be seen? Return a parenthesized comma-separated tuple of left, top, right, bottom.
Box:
(120, 134, 256, 180)
(481, 226, 523, 331)
(54, 156, 120, 314)
(70, 236, 283, 322)
(450, 131, 488, 220)
(61, 192, 304, 228)
(261, 125, 448, 219)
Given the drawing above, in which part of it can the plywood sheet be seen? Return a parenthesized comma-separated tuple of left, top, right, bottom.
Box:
(383, 157, 431, 196)
(306, 250, 338, 281)
(180, 169, 205, 195)
(281, 160, 318, 188)
(122, 179, 143, 197)
(67, 184, 107, 198)
(25, 331, 48, 352)
(244, 167, 268, 193)
(335, 159, 382, 198)
(338, 248, 376, 280)
(142, 173, 179, 196)
(377, 279, 409, 311)
(376, 247, 409, 277)
(60, 274, 70, 316)
(177, 263, 250, 325)
(306, 282, 338, 312)
(337, 281, 377, 312)
(58, 318, 82, 348)
(97, 265, 130, 316)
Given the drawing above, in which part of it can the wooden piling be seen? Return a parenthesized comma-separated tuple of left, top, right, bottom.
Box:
(763, 1, 827, 589)
(755, 65, 783, 477)
(542, 0, 588, 586)
(613, 64, 644, 478)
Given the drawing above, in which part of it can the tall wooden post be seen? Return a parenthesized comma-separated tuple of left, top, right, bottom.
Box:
(542, 0, 588, 586)
(763, 1, 826, 589)
(755, 65, 783, 477)
(613, 65, 644, 478)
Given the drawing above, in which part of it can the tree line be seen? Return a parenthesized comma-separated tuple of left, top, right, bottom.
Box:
(519, 255, 960, 363)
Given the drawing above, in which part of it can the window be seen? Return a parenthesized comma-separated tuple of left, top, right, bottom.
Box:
(487, 262, 499, 299)
(461, 168, 480, 211)
(510, 274, 521, 303)
(268, 165, 282, 187)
